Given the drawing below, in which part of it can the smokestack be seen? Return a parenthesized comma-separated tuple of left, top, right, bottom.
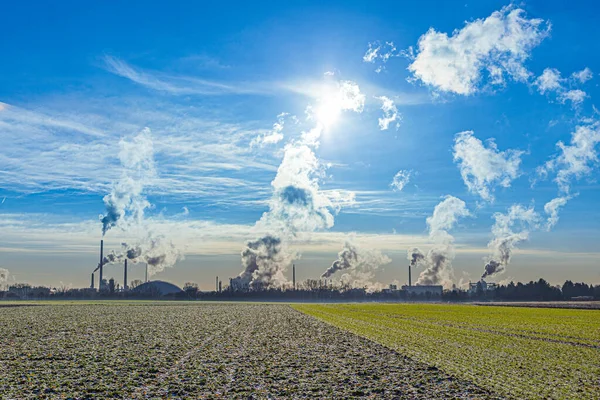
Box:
(123, 259, 128, 291)
(218, 280, 222, 293)
(145, 263, 148, 283)
(408, 263, 412, 287)
(293, 264, 296, 290)
(99, 240, 104, 290)
(91, 272, 94, 289)
(216, 276, 219, 292)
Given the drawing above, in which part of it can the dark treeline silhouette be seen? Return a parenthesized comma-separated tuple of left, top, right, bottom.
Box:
(1, 278, 599, 302)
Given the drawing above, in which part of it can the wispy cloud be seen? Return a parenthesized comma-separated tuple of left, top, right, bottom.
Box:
(0, 99, 280, 204)
(103, 55, 275, 96)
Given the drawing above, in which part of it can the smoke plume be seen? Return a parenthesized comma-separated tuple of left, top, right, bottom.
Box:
(100, 128, 155, 236)
(236, 79, 365, 289)
(415, 196, 470, 287)
(482, 204, 539, 279)
(321, 241, 391, 291)
(407, 247, 426, 268)
(322, 242, 359, 278)
(231, 236, 295, 290)
(0, 268, 9, 286)
(100, 234, 183, 277)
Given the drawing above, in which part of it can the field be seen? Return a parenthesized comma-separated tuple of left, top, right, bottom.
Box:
(0, 302, 597, 399)
(294, 303, 600, 400)
(0, 302, 497, 399)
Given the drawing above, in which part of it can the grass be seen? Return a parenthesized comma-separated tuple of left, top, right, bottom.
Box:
(293, 303, 600, 400)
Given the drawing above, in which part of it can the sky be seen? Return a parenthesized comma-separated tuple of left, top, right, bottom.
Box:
(1, 1, 599, 290)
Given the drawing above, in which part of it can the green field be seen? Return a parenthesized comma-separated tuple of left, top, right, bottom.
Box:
(293, 303, 600, 400)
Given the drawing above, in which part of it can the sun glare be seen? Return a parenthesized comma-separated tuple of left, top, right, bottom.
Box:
(315, 86, 343, 128)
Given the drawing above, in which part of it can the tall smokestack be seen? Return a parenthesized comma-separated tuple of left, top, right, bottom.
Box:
(218, 280, 222, 293)
(216, 276, 219, 292)
(293, 264, 296, 290)
(123, 259, 128, 291)
(99, 240, 104, 290)
(91, 272, 94, 289)
(408, 263, 412, 287)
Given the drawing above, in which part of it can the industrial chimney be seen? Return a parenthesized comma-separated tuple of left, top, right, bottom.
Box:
(99, 239, 104, 291)
(408, 263, 412, 287)
(216, 276, 219, 292)
(90, 272, 94, 289)
(123, 259, 128, 291)
(218, 280, 222, 293)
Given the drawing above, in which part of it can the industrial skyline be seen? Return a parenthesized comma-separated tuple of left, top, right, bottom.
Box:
(1, 1, 600, 290)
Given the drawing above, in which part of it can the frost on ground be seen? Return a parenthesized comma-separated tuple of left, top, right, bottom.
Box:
(0, 303, 500, 399)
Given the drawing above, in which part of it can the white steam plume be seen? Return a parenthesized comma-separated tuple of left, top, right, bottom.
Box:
(413, 196, 470, 288)
(322, 241, 391, 292)
(235, 79, 365, 290)
(100, 128, 155, 235)
(482, 204, 540, 279)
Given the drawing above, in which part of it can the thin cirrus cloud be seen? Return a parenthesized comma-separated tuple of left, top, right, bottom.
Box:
(103, 55, 277, 96)
(0, 98, 280, 204)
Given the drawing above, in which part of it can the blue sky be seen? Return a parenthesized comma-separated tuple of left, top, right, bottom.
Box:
(1, 1, 599, 290)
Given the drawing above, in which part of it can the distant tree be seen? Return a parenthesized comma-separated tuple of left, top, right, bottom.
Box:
(130, 279, 143, 289)
(183, 282, 199, 297)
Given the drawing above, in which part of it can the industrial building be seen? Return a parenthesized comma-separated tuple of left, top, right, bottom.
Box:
(132, 281, 183, 297)
(401, 284, 443, 296)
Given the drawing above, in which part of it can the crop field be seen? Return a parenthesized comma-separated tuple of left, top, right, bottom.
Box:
(294, 303, 600, 400)
(0, 302, 499, 399)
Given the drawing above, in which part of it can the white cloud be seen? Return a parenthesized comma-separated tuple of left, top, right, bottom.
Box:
(559, 89, 587, 105)
(376, 96, 400, 130)
(535, 68, 562, 94)
(363, 41, 398, 72)
(533, 68, 588, 105)
(543, 196, 569, 230)
(390, 170, 411, 191)
(453, 131, 524, 201)
(408, 6, 550, 95)
(426, 195, 471, 238)
(572, 67, 593, 83)
(539, 122, 600, 193)
(251, 113, 289, 147)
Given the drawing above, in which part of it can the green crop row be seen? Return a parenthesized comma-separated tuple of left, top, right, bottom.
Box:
(293, 303, 600, 400)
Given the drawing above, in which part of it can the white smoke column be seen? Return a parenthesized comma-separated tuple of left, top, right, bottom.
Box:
(102, 234, 183, 277)
(0, 268, 9, 289)
(100, 128, 155, 235)
(322, 242, 359, 278)
(236, 79, 365, 289)
(482, 204, 540, 279)
(325, 242, 391, 291)
(416, 196, 470, 287)
(231, 236, 296, 290)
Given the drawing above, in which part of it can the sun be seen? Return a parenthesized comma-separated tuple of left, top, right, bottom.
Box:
(315, 86, 343, 128)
